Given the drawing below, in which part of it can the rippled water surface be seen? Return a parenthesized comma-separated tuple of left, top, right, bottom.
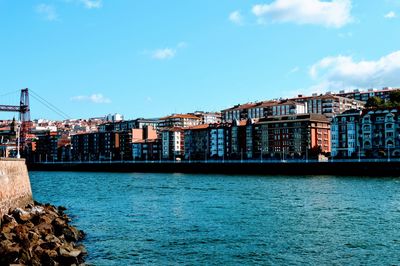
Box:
(29, 172, 400, 265)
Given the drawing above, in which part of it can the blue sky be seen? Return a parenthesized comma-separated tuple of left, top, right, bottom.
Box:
(1, 0, 400, 120)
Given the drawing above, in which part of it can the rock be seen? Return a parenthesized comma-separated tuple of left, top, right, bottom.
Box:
(59, 247, 81, 258)
(2, 214, 16, 224)
(63, 226, 80, 242)
(14, 224, 29, 242)
(40, 241, 58, 250)
(58, 205, 67, 213)
(0, 202, 86, 265)
(12, 208, 32, 224)
(37, 222, 54, 236)
(52, 217, 67, 236)
(28, 231, 40, 243)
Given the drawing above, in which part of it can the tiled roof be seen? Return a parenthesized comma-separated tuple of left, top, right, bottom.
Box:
(160, 114, 201, 120)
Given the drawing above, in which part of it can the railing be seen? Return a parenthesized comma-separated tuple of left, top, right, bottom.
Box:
(34, 158, 400, 164)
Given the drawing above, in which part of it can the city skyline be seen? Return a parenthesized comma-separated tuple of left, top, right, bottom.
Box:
(1, 0, 400, 120)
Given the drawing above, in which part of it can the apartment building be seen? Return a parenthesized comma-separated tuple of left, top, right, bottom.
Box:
(290, 94, 365, 118)
(257, 114, 331, 159)
(184, 124, 210, 160)
(159, 114, 201, 128)
(132, 139, 161, 161)
(331, 110, 362, 158)
(161, 127, 184, 160)
(336, 87, 400, 102)
(360, 108, 400, 158)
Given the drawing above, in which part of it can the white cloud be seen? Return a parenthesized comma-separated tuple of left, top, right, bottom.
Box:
(71, 94, 111, 104)
(149, 42, 187, 60)
(385, 11, 396, 19)
(36, 4, 58, 21)
(152, 48, 176, 60)
(80, 0, 102, 9)
(229, 10, 243, 25)
(177, 42, 188, 48)
(252, 0, 352, 28)
(309, 51, 400, 90)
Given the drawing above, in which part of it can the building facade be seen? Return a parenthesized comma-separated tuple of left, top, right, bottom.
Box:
(161, 127, 184, 160)
(184, 124, 209, 160)
(257, 114, 331, 160)
(290, 94, 365, 119)
(336, 87, 400, 102)
(360, 108, 400, 158)
(331, 110, 362, 158)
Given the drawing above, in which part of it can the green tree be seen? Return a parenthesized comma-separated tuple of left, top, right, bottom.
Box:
(389, 91, 400, 106)
(365, 96, 383, 108)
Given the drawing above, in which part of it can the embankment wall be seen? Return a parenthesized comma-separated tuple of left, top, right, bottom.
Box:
(0, 159, 32, 218)
(28, 161, 400, 176)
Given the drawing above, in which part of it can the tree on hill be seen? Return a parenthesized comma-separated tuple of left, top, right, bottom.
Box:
(365, 96, 383, 108)
(389, 91, 400, 106)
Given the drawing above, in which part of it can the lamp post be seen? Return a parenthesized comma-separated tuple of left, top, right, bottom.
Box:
(16, 120, 21, 159)
(388, 144, 392, 162)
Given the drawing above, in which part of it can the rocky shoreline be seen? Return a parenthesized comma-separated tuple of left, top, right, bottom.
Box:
(0, 202, 86, 265)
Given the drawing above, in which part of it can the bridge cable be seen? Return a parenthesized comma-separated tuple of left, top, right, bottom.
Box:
(29, 89, 71, 120)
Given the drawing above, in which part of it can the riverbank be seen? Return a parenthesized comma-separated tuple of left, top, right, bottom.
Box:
(0, 202, 86, 265)
(28, 161, 400, 176)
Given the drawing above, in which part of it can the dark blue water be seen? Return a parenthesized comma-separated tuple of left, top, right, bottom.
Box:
(29, 172, 400, 265)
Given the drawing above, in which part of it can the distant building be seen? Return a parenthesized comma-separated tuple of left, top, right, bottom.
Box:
(289, 94, 365, 119)
(331, 110, 362, 158)
(98, 118, 160, 133)
(159, 114, 201, 128)
(221, 101, 276, 122)
(106, 113, 124, 122)
(191, 111, 222, 124)
(221, 100, 307, 123)
(336, 87, 400, 102)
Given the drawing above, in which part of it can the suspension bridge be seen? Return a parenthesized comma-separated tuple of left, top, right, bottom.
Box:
(0, 88, 70, 157)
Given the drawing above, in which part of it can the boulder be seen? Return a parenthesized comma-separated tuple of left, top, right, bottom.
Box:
(0, 202, 86, 265)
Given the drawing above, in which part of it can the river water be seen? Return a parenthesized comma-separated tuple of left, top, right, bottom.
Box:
(29, 172, 400, 265)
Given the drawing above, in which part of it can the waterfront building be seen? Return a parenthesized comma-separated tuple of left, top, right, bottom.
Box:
(209, 123, 231, 160)
(336, 87, 400, 102)
(230, 120, 248, 159)
(360, 108, 400, 158)
(161, 127, 184, 160)
(71, 132, 120, 161)
(132, 139, 161, 161)
(35, 131, 60, 162)
(331, 109, 362, 158)
(184, 124, 210, 160)
(71, 126, 158, 161)
(158, 114, 201, 128)
(257, 114, 331, 160)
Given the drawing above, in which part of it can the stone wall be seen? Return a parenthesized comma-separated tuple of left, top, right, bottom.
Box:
(0, 158, 33, 218)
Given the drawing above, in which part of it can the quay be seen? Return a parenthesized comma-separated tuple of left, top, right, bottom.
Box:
(28, 160, 400, 176)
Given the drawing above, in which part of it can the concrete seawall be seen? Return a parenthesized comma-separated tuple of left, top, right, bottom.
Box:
(28, 161, 400, 177)
(0, 159, 33, 218)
